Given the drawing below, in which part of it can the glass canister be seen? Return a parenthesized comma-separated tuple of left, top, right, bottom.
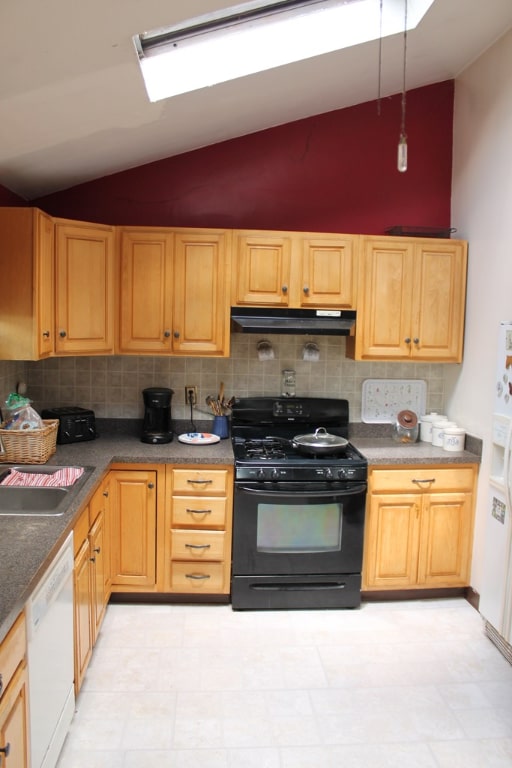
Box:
(393, 410, 419, 443)
(281, 369, 296, 397)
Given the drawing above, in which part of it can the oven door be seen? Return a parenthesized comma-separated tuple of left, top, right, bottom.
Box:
(232, 481, 366, 577)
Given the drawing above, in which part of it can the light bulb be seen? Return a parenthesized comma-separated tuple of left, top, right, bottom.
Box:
(397, 134, 408, 172)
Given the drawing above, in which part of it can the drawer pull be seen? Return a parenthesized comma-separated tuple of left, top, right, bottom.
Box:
(187, 479, 213, 485)
(0, 743, 10, 759)
(185, 543, 211, 550)
(186, 508, 212, 515)
(185, 573, 211, 580)
(412, 478, 436, 485)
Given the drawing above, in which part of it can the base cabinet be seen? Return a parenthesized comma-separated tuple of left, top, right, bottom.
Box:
(0, 613, 29, 768)
(73, 480, 111, 694)
(165, 466, 233, 594)
(363, 465, 477, 590)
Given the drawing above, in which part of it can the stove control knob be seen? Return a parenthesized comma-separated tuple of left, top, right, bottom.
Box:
(271, 468, 280, 482)
(256, 469, 266, 482)
(325, 468, 333, 481)
(337, 468, 346, 480)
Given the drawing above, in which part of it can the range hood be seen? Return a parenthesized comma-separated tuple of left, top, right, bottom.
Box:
(231, 307, 356, 335)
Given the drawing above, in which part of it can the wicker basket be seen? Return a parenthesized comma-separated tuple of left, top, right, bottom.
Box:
(0, 419, 59, 464)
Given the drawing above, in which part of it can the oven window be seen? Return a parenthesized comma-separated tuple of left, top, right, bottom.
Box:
(256, 502, 342, 553)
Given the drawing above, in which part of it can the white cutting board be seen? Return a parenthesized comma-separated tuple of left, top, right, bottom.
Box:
(361, 379, 427, 423)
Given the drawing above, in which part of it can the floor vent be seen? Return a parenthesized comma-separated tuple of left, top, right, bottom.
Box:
(484, 620, 512, 665)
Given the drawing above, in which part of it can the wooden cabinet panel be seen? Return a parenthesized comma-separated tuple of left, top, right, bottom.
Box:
(109, 470, 157, 588)
(170, 562, 226, 593)
(55, 220, 115, 354)
(171, 530, 226, 561)
(171, 497, 227, 529)
(0, 206, 54, 361)
(74, 537, 93, 694)
(172, 468, 229, 495)
(363, 465, 477, 591)
(0, 662, 29, 768)
(119, 229, 174, 353)
(300, 235, 357, 308)
(233, 232, 292, 305)
(172, 230, 230, 356)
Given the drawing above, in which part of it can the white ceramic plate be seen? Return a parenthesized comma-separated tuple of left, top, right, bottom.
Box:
(178, 432, 220, 445)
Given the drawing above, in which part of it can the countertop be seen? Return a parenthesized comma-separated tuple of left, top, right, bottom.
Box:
(0, 427, 481, 643)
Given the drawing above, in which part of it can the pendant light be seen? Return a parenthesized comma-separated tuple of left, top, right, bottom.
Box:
(397, 0, 408, 172)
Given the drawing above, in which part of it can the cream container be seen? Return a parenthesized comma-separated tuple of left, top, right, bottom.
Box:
(443, 427, 466, 452)
(432, 420, 456, 447)
(419, 413, 443, 442)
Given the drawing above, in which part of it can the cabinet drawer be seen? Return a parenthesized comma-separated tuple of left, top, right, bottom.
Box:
(171, 530, 225, 561)
(170, 562, 226, 593)
(370, 467, 475, 493)
(0, 612, 26, 698)
(172, 468, 229, 495)
(172, 496, 227, 528)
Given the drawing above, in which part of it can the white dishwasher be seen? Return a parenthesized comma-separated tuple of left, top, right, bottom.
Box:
(26, 532, 75, 768)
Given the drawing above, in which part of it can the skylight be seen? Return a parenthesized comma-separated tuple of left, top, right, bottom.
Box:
(133, 0, 435, 103)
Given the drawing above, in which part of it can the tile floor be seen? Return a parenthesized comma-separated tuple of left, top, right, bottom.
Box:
(57, 598, 512, 768)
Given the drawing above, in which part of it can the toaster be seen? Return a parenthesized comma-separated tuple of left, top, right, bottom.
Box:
(41, 407, 97, 444)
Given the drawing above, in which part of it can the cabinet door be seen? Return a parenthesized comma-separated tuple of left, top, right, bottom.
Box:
(0, 663, 29, 768)
(363, 493, 420, 588)
(419, 491, 474, 586)
(118, 229, 174, 353)
(172, 230, 230, 355)
(357, 238, 414, 359)
(35, 209, 55, 359)
(89, 478, 111, 600)
(411, 241, 467, 362)
(110, 470, 157, 588)
(233, 231, 292, 305)
(89, 511, 108, 639)
(300, 235, 357, 308)
(55, 221, 115, 354)
(73, 538, 93, 695)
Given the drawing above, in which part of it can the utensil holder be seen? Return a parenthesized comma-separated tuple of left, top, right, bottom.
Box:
(212, 415, 229, 439)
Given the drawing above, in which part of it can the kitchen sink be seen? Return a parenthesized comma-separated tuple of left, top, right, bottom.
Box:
(0, 486, 69, 516)
(0, 465, 93, 516)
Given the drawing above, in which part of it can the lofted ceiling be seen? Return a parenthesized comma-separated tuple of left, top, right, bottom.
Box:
(2, 0, 512, 200)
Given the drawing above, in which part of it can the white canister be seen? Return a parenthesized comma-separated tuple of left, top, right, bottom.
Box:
(443, 427, 466, 452)
(419, 413, 444, 443)
(432, 420, 456, 447)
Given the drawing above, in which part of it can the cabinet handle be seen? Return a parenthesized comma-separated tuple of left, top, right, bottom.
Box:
(413, 337, 420, 344)
(90, 556, 96, 563)
(173, 331, 180, 338)
(185, 543, 211, 550)
(303, 286, 309, 294)
(0, 673, 3, 696)
(93, 546, 101, 554)
(164, 330, 171, 338)
(103, 490, 109, 497)
(404, 337, 411, 344)
(185, 573, 211, 580)
(0, 743, 11, 760)
(148, 482, 155, 489)
(186, 508, 212, 515)
(59, 329, 67, 338)
(42, 330, 51, 338)
(282, 285, 288, 293)
(187, 479, 212, 485)
(412, 478, 436, 484)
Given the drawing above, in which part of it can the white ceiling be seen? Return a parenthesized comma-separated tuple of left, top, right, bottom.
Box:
(2, 0, 512, 200)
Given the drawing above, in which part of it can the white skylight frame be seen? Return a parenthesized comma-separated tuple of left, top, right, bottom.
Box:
(134, 0, 435, 103)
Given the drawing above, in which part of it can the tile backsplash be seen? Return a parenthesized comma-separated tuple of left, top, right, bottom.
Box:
(0, 335, 449, 423)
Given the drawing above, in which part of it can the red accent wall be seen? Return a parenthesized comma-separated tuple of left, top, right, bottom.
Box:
(0, 184, 25, 206)
(32, 80, 453, 235)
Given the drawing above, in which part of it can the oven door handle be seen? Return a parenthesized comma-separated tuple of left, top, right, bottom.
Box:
(237, 483, 367, 498)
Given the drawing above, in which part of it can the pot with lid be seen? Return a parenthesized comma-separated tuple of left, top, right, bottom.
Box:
(291, 427, 349, 456)
(393, 410, 419, 443)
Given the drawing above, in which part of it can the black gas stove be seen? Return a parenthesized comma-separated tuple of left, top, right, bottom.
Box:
(230, 397, 368, 610)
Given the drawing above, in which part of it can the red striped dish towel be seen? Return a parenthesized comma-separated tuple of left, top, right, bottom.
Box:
(1, 467, 84, 487)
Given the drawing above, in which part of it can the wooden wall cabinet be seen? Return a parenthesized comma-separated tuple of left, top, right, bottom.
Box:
(232, 230, 357, 309)
(0, 613, 30, 768)
(118, 227, 230, 357)
(348, 236, 468, 361)
(363, 465, 477, 590)
(55, 218, 115, 355)
(73, 478, 111, 694)
(165, 465, 233, 594)
(0, 207, 54, 361)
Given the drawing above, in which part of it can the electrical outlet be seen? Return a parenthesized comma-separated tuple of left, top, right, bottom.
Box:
(185, 385, 197, 406)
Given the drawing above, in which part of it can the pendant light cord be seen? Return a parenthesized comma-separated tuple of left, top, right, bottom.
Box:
(377, 0, 383, 115)
(400, 0, 408, 140)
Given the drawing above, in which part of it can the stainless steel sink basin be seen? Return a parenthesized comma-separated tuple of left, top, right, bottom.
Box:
(0, 486, 69, 516)
(0, 464, 93, 516)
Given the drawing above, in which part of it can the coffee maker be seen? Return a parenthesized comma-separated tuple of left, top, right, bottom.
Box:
(141, 387, 174, 444)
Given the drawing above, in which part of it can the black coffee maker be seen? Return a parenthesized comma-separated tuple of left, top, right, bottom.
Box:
(141, 387, 174, 444)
